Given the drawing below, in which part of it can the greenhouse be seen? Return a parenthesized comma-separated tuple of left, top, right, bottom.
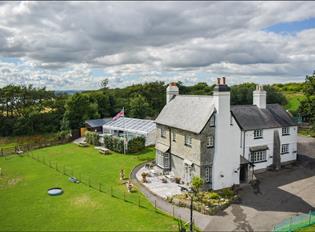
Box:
(102, 117, 156, 146)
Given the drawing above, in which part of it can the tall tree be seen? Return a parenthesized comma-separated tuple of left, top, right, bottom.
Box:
(128, 94, 150, 119)
(299, 71, 315, 126)
(62, 94, 100, 130)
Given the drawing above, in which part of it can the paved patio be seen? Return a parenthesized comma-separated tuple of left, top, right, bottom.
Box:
(135, 166, 183, 199)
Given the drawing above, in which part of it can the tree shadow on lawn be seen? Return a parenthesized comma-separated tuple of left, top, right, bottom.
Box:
(238, 154, 315, 213)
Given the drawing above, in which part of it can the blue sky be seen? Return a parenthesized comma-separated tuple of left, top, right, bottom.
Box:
(265, 17, 315, 34)
(0, 2, 315, 90)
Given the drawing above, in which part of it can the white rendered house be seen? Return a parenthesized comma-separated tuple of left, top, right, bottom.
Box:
(155, 78, 297, 190)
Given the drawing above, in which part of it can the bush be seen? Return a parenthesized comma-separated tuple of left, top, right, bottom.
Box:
(127, 136, 145, 153)
(57, 130, 71, 142)
(103, 135, 124, 153)
(219, 188, 235, 198)
(208, 192, 220, 200)
(85, 131, 100, 145)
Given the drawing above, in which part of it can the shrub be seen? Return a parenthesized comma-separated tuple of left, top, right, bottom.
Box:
(127, 136, 145, 153)
(57, 130, 71, 142)
(191, 176, 203, 192)
(85, 131, 100, 145)
(219, 188, 235, 198)
(103, 135, 124, 153)
(208, 192, 220, 200)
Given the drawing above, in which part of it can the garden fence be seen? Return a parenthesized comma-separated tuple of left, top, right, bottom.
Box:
(0, 140, 70, 157)
(25, 152, 164, 214)
(273, 211, 315, 232)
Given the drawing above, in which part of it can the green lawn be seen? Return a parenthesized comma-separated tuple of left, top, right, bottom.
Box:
(0, 144, 179, 231)
(297, 224, 315, 231)
(283, 91, 306, 113)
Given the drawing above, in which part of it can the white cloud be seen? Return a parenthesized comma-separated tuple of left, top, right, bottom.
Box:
(0, 1, 315, 89)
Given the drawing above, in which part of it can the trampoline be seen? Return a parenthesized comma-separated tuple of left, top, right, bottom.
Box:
(48, 187, 63, 196)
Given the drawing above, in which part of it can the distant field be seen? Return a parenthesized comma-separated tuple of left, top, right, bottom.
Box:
(0, 144, 179, 231)
(0, 133, 58, 149)
(283, 91, 306, 113)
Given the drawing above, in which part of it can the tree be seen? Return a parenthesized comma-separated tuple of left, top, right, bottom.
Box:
(100, 78, 109, 90)
(191, 176, 203, 193)
(299, 71, 315, 127)
(128, 94, 151, 119)
(62, 94, 100, 130)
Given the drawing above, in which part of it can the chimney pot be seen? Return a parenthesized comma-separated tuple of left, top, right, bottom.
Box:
(217, 78, 221, 85)
(170, 82, 177, 86)
(222, 77, 226, 85)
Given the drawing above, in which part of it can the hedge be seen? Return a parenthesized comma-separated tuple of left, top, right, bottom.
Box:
(103, 135, 124, 153)
(85, 131, 100, 145)
(103, 135, 145, 154)
(127, 136, 145, 153)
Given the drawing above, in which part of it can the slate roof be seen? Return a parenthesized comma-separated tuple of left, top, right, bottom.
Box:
(231, 104, 296, 131)
(85, 118, 111, 128)
(155, 95, 215, 134)
(103, 117, 156, 135)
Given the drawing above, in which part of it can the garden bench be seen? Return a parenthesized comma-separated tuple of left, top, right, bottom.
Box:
(99, 147, 111, 155)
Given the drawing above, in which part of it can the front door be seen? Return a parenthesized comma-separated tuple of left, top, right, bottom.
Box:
(240, 164, 248, 183)
(184, 165, 191, 185)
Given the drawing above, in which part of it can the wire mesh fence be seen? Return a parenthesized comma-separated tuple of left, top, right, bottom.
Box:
(26, 151, 158, 213)
(273, 211, 315, 232)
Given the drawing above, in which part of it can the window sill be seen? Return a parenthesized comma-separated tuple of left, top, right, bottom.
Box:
(207, 146, 214, 148)
(185, 144, 192, 148)
(281, 152, 289, 155)
(252, 160, 267, 164)
(282, 134, 290, 136)
(254, 137, 263, 139)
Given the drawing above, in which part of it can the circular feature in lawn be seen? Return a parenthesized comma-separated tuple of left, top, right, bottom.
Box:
(48, 187, 63, 196)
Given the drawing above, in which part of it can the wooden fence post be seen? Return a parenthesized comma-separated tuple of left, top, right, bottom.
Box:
(111, 186, 113, 197)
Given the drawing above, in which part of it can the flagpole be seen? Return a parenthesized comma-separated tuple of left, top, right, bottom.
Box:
(123, 107, 126, 155)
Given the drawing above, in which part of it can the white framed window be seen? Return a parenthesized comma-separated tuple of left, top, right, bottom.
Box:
(250, 150, 267, 163)
(210, 114, 215, 127)
(207, 136, 214, 147)
(282, 127, 290, 136)
(185, 135, 192, 147)
(161, 128, 166, 138)
(204, 166, 210, 183)
(164, 153, 170, 169)
(281, 144, 289, 154)
(172, 131, 176, 142)
(254, 129, 263, 139)
(156, 150, 170, 169)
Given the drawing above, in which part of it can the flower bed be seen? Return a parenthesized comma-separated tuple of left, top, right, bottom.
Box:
(167, 188, 239, 215)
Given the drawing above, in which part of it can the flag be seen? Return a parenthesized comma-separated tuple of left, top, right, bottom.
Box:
(112, 108, 124, 121)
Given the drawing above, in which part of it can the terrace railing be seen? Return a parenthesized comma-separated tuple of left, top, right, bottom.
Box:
(273, 211, 315, 232)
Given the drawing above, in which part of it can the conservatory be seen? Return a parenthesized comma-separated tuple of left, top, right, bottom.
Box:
(102, 117, 156, 146)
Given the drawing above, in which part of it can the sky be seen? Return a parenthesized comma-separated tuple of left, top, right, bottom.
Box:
(0, 1, 315, 90)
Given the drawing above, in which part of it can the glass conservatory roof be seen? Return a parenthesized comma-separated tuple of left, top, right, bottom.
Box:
(103, 117, 156, 135)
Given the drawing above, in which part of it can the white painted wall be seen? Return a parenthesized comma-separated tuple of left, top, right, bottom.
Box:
(212, 91, 240, 190)
(241, 126, 298, 171)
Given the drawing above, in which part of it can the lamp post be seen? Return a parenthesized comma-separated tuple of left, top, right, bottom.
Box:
(181, 185, 194, 232)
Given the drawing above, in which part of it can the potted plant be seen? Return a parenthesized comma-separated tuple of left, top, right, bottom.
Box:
(141, 172, 148, 183)
(175, 177, 181, 184)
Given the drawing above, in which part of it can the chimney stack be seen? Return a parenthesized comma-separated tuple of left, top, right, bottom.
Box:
(253, 84, 266, 109)
(166, 82, 179, 104)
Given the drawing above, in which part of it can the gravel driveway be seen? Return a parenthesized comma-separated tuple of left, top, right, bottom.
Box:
(204, 136, 315, 231)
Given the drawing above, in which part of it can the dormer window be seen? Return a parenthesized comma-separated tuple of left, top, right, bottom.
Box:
(161, 128, 166, 138)
(254, 129, 263, 139)
(282, 127, 290, 136)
